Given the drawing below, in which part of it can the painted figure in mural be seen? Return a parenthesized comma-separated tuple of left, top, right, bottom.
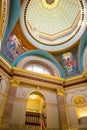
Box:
(2, 33, 24, 63)
(62, 52, 79, 76)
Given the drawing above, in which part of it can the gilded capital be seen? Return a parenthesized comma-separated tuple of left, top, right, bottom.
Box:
(57, 87, 64, 96)
(11, 79, 20, 87)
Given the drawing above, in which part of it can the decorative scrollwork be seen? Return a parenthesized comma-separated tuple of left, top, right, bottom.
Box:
(74, 96, 86, 107)
(10, 79, 20, 87)
(57, 87, 64, 96)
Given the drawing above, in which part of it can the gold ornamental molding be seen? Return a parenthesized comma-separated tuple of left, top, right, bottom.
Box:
(83, 69, 87, 80)
(42, 0, 59, 9)
(0, 0, 10, 44)
(57, 87, 64, 96)
(0, 57, 87, 89)
(0, 57, 12, 78)
(73, 96, 86, 107)
(10, 79, 20, 87)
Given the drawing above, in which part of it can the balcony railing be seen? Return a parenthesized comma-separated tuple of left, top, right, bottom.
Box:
(25, 112, 41, 126)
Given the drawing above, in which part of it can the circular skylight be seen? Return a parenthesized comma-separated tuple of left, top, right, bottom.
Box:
(20, 0, 87, 51)
(42, 0, 59, 9)
(46, 0, 55, 4)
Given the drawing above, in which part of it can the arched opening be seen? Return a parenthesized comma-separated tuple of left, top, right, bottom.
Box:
(24, 62, 51, 75)
(25, 92, 46, 126)
(16, 56, 61, 77)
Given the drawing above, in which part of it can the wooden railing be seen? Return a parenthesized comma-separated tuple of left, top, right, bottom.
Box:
(25, 112, 41, 126)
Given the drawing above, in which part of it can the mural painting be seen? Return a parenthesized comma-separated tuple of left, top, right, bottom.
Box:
(54, 47, 80, 77)
(2, 33, 25, 63)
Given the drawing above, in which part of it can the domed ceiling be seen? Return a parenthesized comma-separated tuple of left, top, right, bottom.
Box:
(20, 0, 87, 51)
(1, 0, 87, 78)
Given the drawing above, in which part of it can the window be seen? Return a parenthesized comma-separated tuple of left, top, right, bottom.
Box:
(24, 63, 51, 75)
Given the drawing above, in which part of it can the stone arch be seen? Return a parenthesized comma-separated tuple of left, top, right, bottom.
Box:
(12, 50, 64, 77)
(25, 89, 48, 103)
(16, 56, 61, 77)
(24, 89, 47, 126)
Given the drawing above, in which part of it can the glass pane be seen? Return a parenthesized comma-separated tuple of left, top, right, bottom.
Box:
(26, 66, 32, 71)
(33, 65, 43, 73)
(25, 63, 51, 75)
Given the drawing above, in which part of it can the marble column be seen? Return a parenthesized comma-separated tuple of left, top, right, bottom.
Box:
(1, 79, 20, 130)
(57, 87, 68, 130)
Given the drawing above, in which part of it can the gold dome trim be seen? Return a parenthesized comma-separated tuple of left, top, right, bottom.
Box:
(42, 0, 59, 9)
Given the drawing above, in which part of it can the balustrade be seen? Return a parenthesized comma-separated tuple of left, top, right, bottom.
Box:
(25, 112, 41, 126)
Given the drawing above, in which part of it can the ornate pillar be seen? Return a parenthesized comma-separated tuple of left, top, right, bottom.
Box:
(57, 87, 68, 130)
(1, 79, 20, 130)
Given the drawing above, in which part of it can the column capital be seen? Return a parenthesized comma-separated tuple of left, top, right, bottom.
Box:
(57, 87, 65, 96)
(10, 79, 20, 87)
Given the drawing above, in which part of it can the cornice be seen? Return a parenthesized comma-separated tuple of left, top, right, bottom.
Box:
(64, 73, 87, 88)
(0, 57, 87, 90)
(0, 56, 12, 78)
(13, 67, 63, 89)
(0, 56, 11, 69)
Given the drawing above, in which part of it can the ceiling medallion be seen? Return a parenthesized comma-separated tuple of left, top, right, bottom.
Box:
(42, 0, 59, 9)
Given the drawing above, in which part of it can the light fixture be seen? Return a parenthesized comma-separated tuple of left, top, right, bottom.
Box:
(29, 94, 36, 99)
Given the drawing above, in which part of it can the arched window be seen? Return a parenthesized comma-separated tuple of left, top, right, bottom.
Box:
(17, 56, 61, 77)
(24, 63, 51, 75)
